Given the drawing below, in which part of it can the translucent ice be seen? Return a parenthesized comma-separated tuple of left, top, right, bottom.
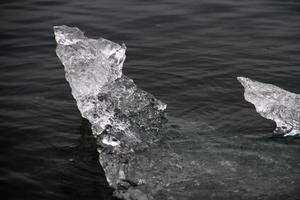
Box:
(238, 77, 300, 136)
(54, 25, 126, 99)
(54, 25, 167, 150)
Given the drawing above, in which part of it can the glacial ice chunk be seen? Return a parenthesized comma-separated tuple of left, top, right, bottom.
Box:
(237, 77, 300, 136)
(54, 25, 167, 149)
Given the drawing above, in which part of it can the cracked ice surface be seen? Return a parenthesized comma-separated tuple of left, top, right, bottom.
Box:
(238, 77, 300, 136)
(54, 25, 167, 149)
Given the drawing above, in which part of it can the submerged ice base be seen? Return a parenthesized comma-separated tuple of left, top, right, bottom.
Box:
(238, 77, 300, 136)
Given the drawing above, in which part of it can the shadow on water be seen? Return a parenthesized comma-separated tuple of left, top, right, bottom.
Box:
(60, 119, 118, 200)
(0, 118, 117, 200)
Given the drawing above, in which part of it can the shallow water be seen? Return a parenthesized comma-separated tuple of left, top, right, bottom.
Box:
(0, 0, 299, 199)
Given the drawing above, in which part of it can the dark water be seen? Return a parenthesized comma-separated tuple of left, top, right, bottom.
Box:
(0, 0, 300, 199)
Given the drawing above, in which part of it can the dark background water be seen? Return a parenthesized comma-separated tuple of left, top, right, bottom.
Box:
(0, 0, 300, 199)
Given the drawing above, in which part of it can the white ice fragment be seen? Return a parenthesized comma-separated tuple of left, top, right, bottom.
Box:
(102, 136, 120, 146)
(237, 77, 300, 136)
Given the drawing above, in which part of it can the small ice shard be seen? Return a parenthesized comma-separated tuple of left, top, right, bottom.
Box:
(237, 77, 300, 136)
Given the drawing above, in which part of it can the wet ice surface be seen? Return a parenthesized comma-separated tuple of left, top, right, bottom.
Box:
(238, 77, 300, 137)
(54, 25, 167, 147)
(55, 26, 300, 200)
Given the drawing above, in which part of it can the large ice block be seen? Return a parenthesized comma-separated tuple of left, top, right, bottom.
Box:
(54, 25, 166, 146)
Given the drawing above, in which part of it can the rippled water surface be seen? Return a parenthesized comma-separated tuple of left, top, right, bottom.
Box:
(0, 0, 299, 199)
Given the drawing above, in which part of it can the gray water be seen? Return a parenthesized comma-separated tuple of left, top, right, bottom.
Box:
(0, 0, 299, 199)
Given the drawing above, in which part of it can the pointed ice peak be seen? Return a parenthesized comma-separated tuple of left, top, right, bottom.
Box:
(237, 77, 289, 97)
(54, 25, 85, 45)
(237, 76, 300, 136)
(54, 25, 126, 98)
(53, 25, 126, 57)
